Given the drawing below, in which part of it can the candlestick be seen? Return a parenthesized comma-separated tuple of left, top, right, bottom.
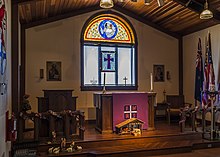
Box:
(150, 73, 153, 92)
(103, 73, 106, 86)
(103, 73, 106, 94)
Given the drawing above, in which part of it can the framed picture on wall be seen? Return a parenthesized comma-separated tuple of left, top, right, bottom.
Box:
(46, 61, 61, 81)
(153, 64, 164, 82)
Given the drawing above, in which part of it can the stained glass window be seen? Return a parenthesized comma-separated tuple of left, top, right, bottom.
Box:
(81, 13, 137, 91)
(84, 15, 134, 44)
(101, 51, 116, 72)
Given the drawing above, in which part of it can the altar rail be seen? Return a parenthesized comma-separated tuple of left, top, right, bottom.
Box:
(18, 110, 85, 143)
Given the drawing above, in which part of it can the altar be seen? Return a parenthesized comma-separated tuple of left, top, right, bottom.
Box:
(93, 92, 156, 133)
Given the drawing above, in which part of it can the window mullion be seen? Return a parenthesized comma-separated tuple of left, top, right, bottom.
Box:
(131, 47, 133, 85)
(98, 45, 102, 85)
(115, 46, 118, 85)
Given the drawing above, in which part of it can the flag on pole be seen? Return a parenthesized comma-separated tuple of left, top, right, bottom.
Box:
(0, 0, 7, 75)
(202, 32, 215, 108)
(194, 38, 204, 103)
(207, 33, 215, 92)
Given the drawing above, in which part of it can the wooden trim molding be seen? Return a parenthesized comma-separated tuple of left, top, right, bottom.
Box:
(20, 26, 26, 99)
(178, 37, 183, 95)
(23, 5, 101, 29)
(12, 0, 20, 114)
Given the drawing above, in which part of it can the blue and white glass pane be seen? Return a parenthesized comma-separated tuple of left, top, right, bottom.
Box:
(101, 46, 115, 51)
(99, 19, 118, 40)
(84, 46, 99, 85)
(118, 47, 132, 85)
(102, 52, 116, 72)
(101, 72, 115, 85)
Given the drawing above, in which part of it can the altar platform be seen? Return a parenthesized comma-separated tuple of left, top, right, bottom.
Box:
(36, 121, 220, 157)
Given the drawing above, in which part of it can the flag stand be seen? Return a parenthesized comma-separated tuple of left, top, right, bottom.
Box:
(202, 91, 218, 140)
(210, 91, 218, 140)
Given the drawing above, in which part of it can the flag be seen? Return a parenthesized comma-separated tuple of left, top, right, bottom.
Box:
(218, 83, 220, 103)
(194, 38, 204, 102)
(0, 40, 6, 75)
(202, 33, 215, 108)
(0, 0, 6, 75)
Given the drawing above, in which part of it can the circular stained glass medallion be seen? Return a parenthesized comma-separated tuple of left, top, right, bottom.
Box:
(99, 19, 118, 39)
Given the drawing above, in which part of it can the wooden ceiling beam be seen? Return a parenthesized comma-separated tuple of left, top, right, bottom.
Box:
(22, 5, 100, 29)
(173, 0, 220, 23)
(113, 5, 181, 39)
(16, 0, 39, 5)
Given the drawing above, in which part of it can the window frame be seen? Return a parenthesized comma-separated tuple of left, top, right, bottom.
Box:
(80, 12, 138, 91)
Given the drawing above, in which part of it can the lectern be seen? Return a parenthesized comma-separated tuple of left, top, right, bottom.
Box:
(37, 90, 78, 139)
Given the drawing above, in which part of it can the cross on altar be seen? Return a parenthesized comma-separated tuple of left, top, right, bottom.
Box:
(123, 77, 128, 85)
(124, 105, 137, 119)
(104, 54, 114, 69)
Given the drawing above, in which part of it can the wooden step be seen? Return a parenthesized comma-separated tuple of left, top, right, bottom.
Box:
(39, 132, 203, 157)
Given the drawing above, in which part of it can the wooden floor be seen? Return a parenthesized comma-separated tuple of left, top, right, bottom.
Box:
(38, 121, 220, 157)
(149, 147, 220, 157)
(84, 121, 190, 140)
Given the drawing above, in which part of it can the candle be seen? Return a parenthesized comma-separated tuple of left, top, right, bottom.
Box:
(150, 73, 153, 91)
(103, 73, 106, 86)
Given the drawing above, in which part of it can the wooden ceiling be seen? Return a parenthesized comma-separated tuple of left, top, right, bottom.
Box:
(17, 0, 220, 38)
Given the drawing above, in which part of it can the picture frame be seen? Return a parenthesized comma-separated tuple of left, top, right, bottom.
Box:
(46, 61, 61, 81)
(153, 64, 165, 82)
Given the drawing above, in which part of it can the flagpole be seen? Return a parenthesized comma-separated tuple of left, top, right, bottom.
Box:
(211, 95, 214, 140)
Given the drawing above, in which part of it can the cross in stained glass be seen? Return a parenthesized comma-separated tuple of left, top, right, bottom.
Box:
(101, 51, 115, 72)
(105, 54, 114, 69)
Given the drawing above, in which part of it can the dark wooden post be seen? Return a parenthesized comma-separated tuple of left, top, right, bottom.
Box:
(64, 113, 70, 139)
(79, 112, 85, 140)
(49, 116, 55, 139)
(147, 92, 156, 131)
(34, 117, 39, 141)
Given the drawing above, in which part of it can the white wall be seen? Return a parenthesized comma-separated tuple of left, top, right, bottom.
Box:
(183, 25, 220, 104)
(0, 0, 12, 156)
(26, 10, 179, 120)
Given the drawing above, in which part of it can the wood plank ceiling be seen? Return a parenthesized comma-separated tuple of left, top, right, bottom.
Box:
(18, 0, 220, 37)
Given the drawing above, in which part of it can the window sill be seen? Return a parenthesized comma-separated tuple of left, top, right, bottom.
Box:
(80, 85, 138, 91)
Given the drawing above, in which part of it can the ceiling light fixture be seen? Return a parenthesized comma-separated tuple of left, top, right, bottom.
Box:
(100, 0, 165, 9)
(200, 0, 213, 19)
(144, 0, 153, 5)
(157, 0, 164, 7)
(100, 0, 114, 8)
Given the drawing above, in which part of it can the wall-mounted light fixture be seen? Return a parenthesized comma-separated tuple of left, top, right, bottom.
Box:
(40, 69, 44, 79)
(166, 71, 171, 80)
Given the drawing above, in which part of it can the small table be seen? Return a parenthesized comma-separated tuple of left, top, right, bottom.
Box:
(154, 102, 168, 121)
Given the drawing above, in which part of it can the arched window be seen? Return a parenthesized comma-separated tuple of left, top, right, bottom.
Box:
(81, 12, 137, 91)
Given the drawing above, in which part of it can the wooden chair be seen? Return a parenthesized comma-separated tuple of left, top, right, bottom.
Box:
(166, 95, 192, 124)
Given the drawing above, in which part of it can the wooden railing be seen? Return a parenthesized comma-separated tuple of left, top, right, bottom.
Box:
(18, 110, 85, 143)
